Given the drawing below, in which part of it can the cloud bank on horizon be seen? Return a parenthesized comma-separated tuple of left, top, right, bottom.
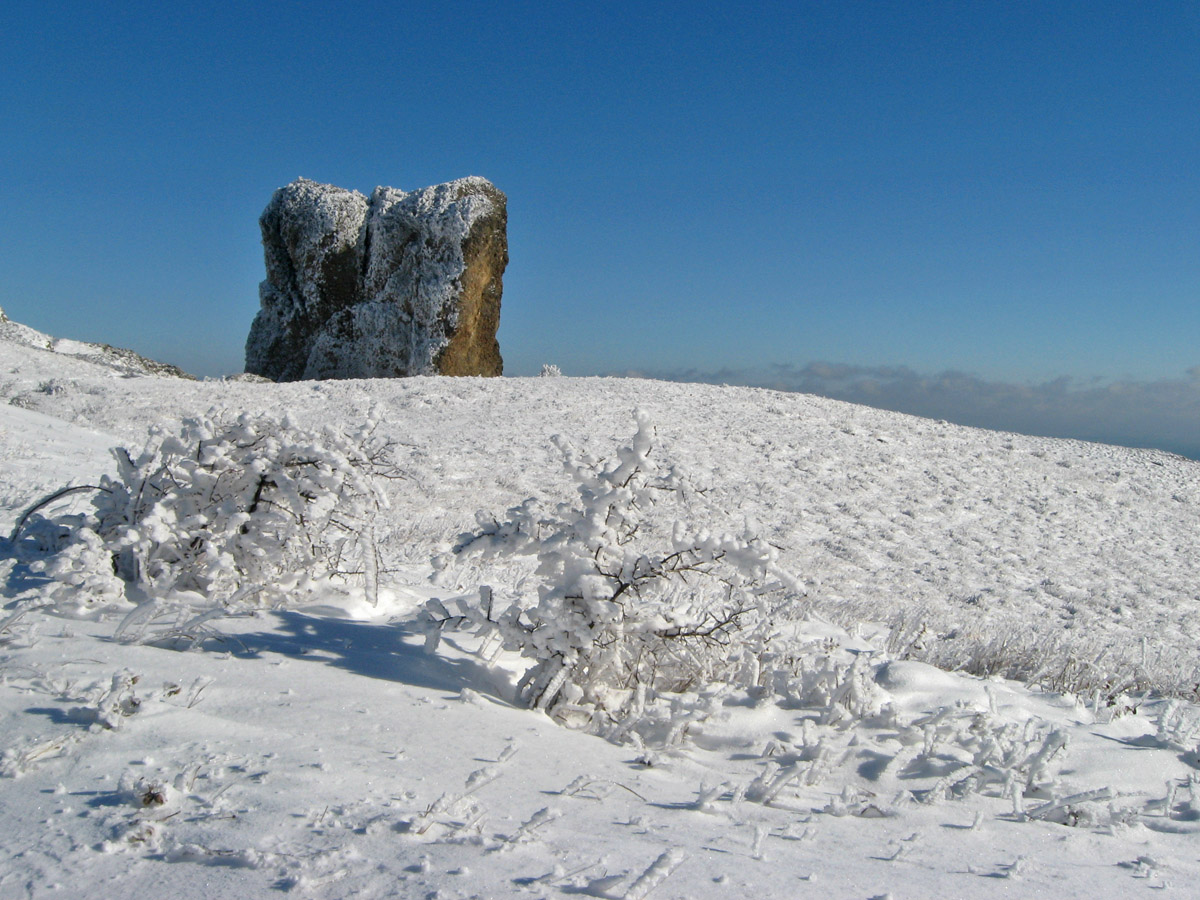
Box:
(634, 362, 1200, 460)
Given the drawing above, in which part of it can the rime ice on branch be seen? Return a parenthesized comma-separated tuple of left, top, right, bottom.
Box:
(245, 176, 506, 381)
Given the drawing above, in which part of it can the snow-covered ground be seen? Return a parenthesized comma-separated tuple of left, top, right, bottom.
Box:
(2, 333, 1199, 898)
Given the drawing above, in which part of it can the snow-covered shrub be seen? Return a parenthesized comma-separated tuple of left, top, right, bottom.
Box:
(440, 410, 801, 726)
(539, 364, 562, 377)
(22, 410, 396, 634)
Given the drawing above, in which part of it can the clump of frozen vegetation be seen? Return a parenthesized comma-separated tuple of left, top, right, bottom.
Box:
(433, 411, 804, 732)
(15, 411, 397, 641)
(427, 414, 1151, 829)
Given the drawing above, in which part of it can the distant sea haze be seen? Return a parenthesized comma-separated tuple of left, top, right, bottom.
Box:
(638, 362, 1200, 461)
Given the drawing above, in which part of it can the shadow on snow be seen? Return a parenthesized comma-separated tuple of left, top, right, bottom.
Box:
(232, 610, 508, 703)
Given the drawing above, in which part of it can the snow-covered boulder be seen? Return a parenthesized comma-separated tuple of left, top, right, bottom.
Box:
(245, 176, 506, 381)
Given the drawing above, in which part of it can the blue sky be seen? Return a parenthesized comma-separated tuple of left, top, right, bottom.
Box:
(2, 2, 1198, 456)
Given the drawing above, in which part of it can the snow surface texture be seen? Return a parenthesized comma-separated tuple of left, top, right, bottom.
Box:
(2, 328, 1200, 897)
(245, 176, 505, 382)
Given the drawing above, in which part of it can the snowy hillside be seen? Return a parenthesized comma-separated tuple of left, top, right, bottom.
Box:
(0, 307, 194, 381)
(2, 331, 1199, 898)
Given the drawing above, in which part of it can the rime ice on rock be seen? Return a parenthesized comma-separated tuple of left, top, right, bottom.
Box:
(245, 176, 506, 381)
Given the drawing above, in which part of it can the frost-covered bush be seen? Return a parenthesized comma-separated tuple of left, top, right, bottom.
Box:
(439, 410, 801, 726)
(22, 410, 395, 634)
(538, 364, 562, 377)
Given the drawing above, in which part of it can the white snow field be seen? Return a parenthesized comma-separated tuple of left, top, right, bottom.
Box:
(2, 332, 1199, 899)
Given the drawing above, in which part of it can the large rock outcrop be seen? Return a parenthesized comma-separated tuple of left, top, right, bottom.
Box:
(245, 176, 506, 381)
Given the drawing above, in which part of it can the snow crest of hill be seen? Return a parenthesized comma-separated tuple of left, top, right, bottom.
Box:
(1, 315, 1199, 898)
(0, 306, 193, 380)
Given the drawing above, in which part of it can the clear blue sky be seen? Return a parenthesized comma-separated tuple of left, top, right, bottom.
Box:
(3, 2, 1198, 455)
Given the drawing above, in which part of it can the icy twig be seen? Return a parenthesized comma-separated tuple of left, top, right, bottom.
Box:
(500, 806, 562, 851)
(8, 483, 106, 544)
(750, 763, 803, 806)
(622, 848, 685, 900)
(750, 824, 769, 860)
(1025, 787, 1114, 822)
(1, 733, 82, 777)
